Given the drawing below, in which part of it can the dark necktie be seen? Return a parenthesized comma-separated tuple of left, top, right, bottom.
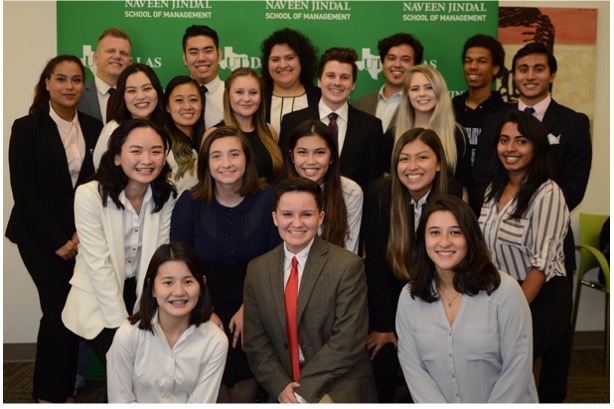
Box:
(328, 112, 339, 138)
(106, 87, 116, 123)
(285, 256, 301, 382)
(524, 106, 536, 115)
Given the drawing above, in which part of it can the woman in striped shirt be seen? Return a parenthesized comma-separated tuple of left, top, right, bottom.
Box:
(479, 109, 572, 403)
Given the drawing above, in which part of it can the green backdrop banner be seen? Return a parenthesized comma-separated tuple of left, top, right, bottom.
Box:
(57, 1, 498, 97)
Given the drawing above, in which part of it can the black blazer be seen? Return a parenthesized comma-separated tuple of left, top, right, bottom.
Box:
(279, 103, 386, 191)
(6, 108, 102, 251)
(263, 84, 321, 125)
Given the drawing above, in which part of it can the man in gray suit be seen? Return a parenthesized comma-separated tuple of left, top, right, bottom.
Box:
(77, 28, 131, 123)
(243, 177, 376, 403)
(352, 33, 423, 132)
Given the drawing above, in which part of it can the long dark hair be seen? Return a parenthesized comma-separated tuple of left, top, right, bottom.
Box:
(109, 63, 165, 125)
(96, 118, 176, 211)
(190, 126, 265, 202)
(409, 195, 500, 302)
(163, 75, 202, 179)
(485, 109, 554, 219)
(284, 120, 348, 248)
(129, 242, 213, 332)
(30, 55, 85, 114)
(387, 128, 449, 280)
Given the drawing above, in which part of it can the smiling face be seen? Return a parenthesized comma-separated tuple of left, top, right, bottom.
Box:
(166, 82, 202, 135)
(513, 53, 555, 106)
(382, 44, 415, 91)
(208, 135, 246, 191)
(273, 191, 324, 254)
(183, 35, 221, 85)
(318, 60, 355, 111)
(292, 135, 332, 185)
(396, 138, 440, 202)
(463, 46, 499, 91)
(408, 72, 437, 115)
(425, 210, 467, 276)
(94, 35, 131, 84)
(268, 43, 302, 90)
(228, 75, 261, 122)
(115, 126, 166, 191)
(497, 121, 535, 178)
(153, 260, 201, 326)
(124, 71, 159, 119)
(45, 61, 84, 116)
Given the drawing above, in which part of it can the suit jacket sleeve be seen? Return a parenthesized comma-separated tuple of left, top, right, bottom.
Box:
(295, 254, 369, 402)
(243, 255, 293, 399)
(8, 116, 70, 251)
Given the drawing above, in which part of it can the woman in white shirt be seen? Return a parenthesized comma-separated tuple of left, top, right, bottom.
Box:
(396, 195, 537, 403)
(107, 242, 228, 403)
(62, 119, 177, 372)
(283, 119, 362, 254)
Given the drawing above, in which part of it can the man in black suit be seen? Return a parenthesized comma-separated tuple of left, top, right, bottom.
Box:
(473, 42, 592, 404)
(279, 48, 386, 192)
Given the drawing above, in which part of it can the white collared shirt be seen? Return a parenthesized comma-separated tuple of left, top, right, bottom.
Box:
(375, 85, 402, 132)
(518, 94, 551, 122)
(410, 188, 431, 230)
(119, 187, 153, 279)
(48, 103, 85, 187)
(201, 76, 225, 129)
(318, 99, 349, 154)
(94, 76, 114, 123)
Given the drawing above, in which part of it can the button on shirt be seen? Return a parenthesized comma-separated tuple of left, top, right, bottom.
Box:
(120, 187, 152, 279)
(49, 103, 85, 188)
(375, 86, 402, 132)
(319, 100, 349, 154)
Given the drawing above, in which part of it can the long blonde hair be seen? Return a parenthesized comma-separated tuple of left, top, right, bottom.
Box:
(395, 64, 460, 172)
(223, 67, 283, 180)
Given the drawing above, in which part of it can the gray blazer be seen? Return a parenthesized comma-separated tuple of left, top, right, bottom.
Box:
(352, 90, 399, 133)
(77, 80, 103, 122)
(243, 236, 376, 403)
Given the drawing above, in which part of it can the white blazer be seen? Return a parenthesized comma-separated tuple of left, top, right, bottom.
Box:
(62, 180, 176, 340)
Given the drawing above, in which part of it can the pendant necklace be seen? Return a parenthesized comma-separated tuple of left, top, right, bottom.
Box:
(439, 287, 461, 308)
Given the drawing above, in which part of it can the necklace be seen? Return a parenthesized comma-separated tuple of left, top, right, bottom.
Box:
(438, 287, 461, 308)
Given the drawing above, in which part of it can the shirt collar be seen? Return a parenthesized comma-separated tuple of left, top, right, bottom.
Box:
(48, 102, 78, 130)
(283, 237, 315, 267)
(152, 311, 196, 344)
(318, 99, 349, 122)
(518, 94, 551, 119)
(410, 187, 431, 209)
(377, 85, 402, 103)
(119, 184, 154, 207)
(94, 75, 113, 95)
(202, 75, 222, 93)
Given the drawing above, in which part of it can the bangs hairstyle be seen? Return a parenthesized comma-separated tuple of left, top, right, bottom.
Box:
(109, 63, 165, 125)
(274, 176, 323, 213)
(283, 120, 348, 248)
(223, 67, 283, 180)
(485, 109, 554, 219)
(191, 126, 265, 202)
(129, 242, 213, 332)
(163, 75, 202, 179)
(96, 118, 176, 212)
(395, 64, 461, 172)
(30, 55, 85, 114)
(386, 128, 449, 280)
(409, 195, 500, 302)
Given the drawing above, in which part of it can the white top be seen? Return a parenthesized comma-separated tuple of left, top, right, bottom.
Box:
(48, 103, 85, 187)
(92, 119, 120, 169)
(107, 315, 228, 403)
(340, 176, 363, 254)
(202, 75, 225, 130)
(479, 180, 569, 282)
(119, 188, 149, 279)
(396, 272, 538, 403)
(166, 149, 199, 196)
(375, 85, 402, 132)
(318, 99, 349, 154)
(270, 93, 309, 135)
(94, 76, 114, 123)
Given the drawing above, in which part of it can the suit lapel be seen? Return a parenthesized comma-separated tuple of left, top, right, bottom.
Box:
(297, 237, 328, 323)
(270, 246, 289, 331)
(40, 110, 74, 191)
(541, 100, 562, 135)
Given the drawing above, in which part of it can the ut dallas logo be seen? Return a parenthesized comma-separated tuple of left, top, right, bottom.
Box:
(356, 48, 381, 80)
(219, 46, 262, 71)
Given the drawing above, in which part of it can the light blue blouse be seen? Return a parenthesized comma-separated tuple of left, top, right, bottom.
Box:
(396, 272, 538, 403)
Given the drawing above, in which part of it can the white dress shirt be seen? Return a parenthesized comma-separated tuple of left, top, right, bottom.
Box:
(94, 76, 114, 123)
(375, 85, 402, 132)
(107, 315, 229, 403)
(49, 103, 85, 187)
(319, 100, 349, 154)
(340, 176, 363, 254)
(518, 94, 551, 122)
(202, 76, 225, 130)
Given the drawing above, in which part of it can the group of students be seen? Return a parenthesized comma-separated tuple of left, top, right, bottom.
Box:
(6, 22, 591, 404)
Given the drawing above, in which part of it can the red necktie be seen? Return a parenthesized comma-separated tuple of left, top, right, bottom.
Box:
(285, 256, 300, 381)
(328, 112, 339, 138)
(106, 87, 116, 123)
